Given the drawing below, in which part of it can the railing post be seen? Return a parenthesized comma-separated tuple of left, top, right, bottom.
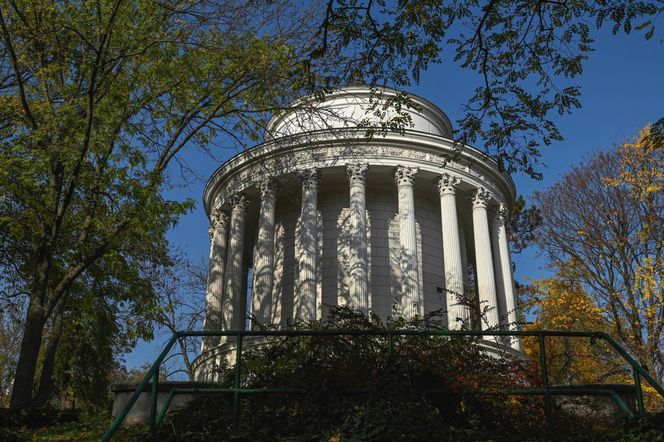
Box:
(233, 332, 243, 429)
(538, 334, 552, 425)
(633, 367, 645, 416)
(149, 367, 159, 435)
(600, 332, 664, 401)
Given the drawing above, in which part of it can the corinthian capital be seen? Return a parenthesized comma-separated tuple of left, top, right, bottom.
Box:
(436, 173, 461, 196)
(259, 177, 277, 197)
(210, 209, 230, 236)
(394, 165, 418, 187)
(299, 168, 320, 187)
(229, 194, 250, 211)
(346, 163, 368, 184)
(471, 187, 491, 209)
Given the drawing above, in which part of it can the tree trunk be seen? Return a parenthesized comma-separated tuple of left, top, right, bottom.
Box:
(10, 298, 47, 409)
(176, 336, 194, 380)
(31, 303, 65, 408)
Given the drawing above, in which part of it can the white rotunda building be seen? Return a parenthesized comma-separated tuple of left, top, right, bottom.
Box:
(193, 86, 520, 379)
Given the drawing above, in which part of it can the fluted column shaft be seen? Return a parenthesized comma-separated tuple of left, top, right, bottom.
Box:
(202, 209, 229, 351)
(295, 169, 319, 322)
(395, 166, 421, 318)
(471, 188, 500, 329)
(223, 195, 250, 331)
(490, 204, 509, 326)
(252, 179, 277, 327)
(347, 164, 369, 313)
(436, 174, 468, 329)
(491, 204, 521, 350)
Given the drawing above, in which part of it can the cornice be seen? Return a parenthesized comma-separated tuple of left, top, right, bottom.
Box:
(203, 128, 516, 216)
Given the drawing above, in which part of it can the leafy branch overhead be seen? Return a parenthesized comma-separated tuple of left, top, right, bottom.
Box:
(317, 0, 661, 178)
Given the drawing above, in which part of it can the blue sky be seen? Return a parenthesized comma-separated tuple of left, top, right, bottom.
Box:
(124, 27, 664, 369)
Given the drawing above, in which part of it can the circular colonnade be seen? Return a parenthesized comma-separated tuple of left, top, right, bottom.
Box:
(193, 86, 521, 379)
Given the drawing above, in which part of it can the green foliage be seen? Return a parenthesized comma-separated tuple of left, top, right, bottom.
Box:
(0, 409, 147, 442)
(154, 308, 664, 441)
(161, 308, 547, 441)
(0, 407, 660, 442)
(508, 195, 542, 254)
(0, 0, 330, 408)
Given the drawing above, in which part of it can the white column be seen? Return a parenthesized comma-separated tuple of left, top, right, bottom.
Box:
(202, 209, 229, 351)
(252, 178, 277, 328)
(436, 174, 468, 329)
(490, 204, 509, 326)
(395, 165, 421, 318)
(347, 163, 369, 313)
(295, 169, 320, 322)
(491, 203, 521, 350)
(223, 194, 250, 331)
(471, 187, 500, 330)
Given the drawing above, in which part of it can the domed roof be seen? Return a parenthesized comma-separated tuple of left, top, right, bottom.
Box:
(266, 85, 453, 139)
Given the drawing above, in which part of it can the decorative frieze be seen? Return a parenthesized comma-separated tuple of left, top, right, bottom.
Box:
(213, 144, 506, 210)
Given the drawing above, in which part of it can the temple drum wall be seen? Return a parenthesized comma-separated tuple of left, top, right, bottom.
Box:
(269, 185, 448, 324)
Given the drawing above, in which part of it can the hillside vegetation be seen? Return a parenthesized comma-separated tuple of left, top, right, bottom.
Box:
(156, 308, 664, 441)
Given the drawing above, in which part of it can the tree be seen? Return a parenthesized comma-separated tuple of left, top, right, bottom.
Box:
(0, 300, 22, 407)
(509, 195, 542, 255)
(47, 253, 165, 410)
(0, 0, 327, 409)
(1, 0, 660, 410)
(152, 255, 207, 380)
(522, 273, 627, 385)
(533, 122, 664, 383)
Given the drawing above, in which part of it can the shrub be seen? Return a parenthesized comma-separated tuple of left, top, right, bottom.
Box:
(160, 307, 550, 441)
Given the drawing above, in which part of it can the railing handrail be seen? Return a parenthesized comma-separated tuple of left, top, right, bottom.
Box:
(102, 329, 664, 441)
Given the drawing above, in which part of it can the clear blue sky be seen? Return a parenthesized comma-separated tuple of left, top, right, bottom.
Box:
(124, 27, 664, 369)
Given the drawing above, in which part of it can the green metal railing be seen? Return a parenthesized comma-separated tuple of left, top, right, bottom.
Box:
(103, 330, 664, 441)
